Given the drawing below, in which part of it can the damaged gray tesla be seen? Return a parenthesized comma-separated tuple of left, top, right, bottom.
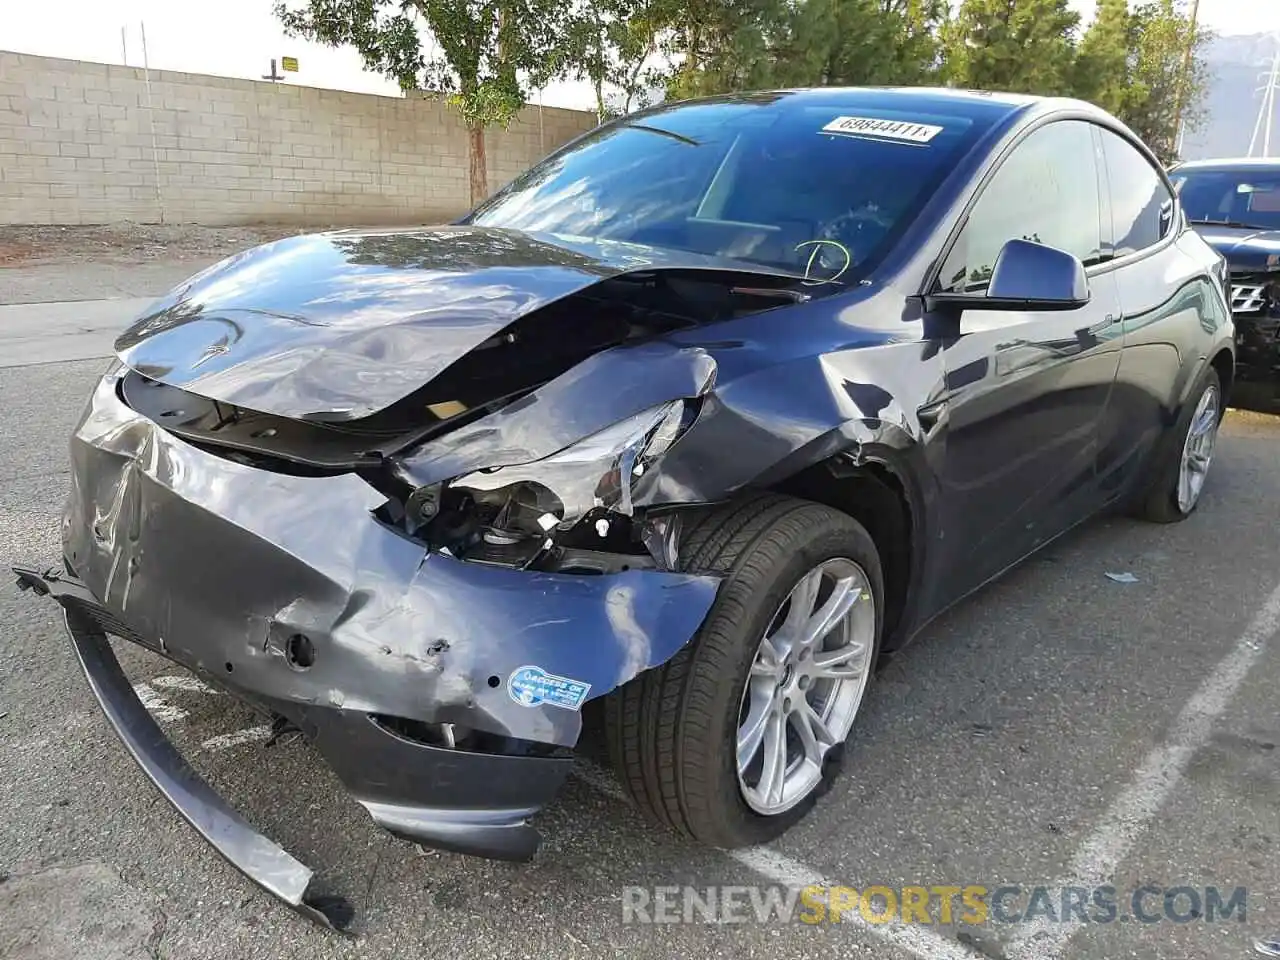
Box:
(15, 87, 1235, 928)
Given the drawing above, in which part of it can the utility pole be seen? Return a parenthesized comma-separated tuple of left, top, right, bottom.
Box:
(139, 21, 164, 223)
(262, 59, 286, 82)
(1249, 39, 1280, 158)
(1171, 0, 1201, 157)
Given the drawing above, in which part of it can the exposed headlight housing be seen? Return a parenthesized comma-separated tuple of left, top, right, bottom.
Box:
(449, 401, 689, 539)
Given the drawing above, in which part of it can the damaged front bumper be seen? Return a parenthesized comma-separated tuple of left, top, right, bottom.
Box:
(12, 571, 355, 930)
(14, 369, 720, 925)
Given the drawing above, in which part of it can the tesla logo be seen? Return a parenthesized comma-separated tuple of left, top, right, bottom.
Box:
(190, 339, 230, 369)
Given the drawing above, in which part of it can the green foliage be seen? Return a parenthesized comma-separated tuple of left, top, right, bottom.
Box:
(1073, 0, 1132, 115)
(1067, 0, 1210, 162)
(559, 0, 663, 120)
(823, 0, 948, 87)
(277, 0, 1211, 192)
(277, 0, 573, 202)
(656, 0, 789, 100)
(941, 0, 1080, 95)
(278, 0, 570, 124)
(652, 0, 947, 97)
(1123, 0, 1211, 162)
(935, 0, 1206, 160)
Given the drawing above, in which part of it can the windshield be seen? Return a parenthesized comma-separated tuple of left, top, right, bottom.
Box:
(1172, 168, 1280, 230)
(469, 95, 986, 279)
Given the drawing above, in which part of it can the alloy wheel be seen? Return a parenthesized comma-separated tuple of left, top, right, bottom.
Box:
(1176, 384, 1220, 514)
(735, 557, 876, 816)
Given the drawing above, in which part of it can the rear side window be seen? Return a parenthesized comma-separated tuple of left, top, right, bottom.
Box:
(938, 120, 1104, 293)
(1099, 129, 1175, 257)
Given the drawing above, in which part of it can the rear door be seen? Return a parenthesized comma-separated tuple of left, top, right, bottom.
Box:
(925, 119, 1124, 602)
(1094, 128, 1225, 500)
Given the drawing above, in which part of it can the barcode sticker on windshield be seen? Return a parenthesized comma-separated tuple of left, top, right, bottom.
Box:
(822, 116, 943, 144)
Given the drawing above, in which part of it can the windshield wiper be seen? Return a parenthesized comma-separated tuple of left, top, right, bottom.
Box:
(1189, 218, 1264, 229)
(621, 123, 701, 147)
(729, 285, 812, 303)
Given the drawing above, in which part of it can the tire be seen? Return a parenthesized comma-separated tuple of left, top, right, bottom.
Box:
(603, 493, 883, 848)
(1135, 367, 1223, 523)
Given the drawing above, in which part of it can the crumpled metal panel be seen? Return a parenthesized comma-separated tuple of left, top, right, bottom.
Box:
(62, 370, 720, 748)
(395, 340, 718, 485)
(113, 226, 801, 422)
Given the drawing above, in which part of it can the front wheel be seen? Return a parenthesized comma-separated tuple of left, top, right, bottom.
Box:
(604, 494, 883, 848)
(1135, 367, 1223, 523)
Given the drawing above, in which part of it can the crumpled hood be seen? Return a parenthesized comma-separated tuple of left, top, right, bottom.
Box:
(114, 225, 779, 422)
(1194, 225, 1280, 274)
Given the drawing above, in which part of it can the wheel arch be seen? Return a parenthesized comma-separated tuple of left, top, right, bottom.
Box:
(1209, 346, 1234, 412)
(761, 441, 930, 651)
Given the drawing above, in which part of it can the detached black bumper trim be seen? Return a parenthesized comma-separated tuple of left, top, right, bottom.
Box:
(15, 565, 577, 929)
(48, 597, 353, 930)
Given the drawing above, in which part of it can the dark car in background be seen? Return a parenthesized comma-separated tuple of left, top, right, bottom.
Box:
(1171, 158, 1280, 411)
(16, 88, 1234, 928)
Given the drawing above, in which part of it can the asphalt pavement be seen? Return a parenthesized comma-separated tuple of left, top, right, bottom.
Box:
(0, 266, 1277, 960)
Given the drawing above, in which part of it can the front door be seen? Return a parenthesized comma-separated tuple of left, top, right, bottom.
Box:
(923, 119, 1124, 604)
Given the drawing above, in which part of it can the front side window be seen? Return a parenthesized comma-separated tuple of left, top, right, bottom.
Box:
(1171, 166, 1280, 232)
(1099, 129, 1175, 256)
(938, 120, 1104, 294)
(471, 96, 993, 279)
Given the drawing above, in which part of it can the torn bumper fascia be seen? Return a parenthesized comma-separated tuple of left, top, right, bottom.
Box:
(30, 370, 720, 869)
(11, 573, 352, 931)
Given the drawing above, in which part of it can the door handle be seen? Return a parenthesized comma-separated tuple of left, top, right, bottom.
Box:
(1087, 314, 1117, 336)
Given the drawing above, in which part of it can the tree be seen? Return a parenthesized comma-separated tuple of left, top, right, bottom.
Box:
(1122, 0, 1210, 162)
(657, 0, 790, 99)
(560, 0, 663, 121)
(1072, 0, 1131, 115)
(942, 0, 1080, 95)
(276, 0, 570, 205)
(661, 0, 945, 97)
(757, 0, 840, 88)
(822, 0, 948, 87)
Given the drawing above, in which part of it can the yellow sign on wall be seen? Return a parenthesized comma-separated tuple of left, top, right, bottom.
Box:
(281, 56, 299, 72)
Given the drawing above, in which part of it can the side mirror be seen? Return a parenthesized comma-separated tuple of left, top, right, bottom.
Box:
(926, 239, 1091, 315)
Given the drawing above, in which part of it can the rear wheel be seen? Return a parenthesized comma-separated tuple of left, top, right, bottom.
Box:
(604, 494, 883, 847)
(1135, 368, 1222, 523)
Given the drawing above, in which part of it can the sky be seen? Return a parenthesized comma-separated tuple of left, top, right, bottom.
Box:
(4, 0, 1280, 111)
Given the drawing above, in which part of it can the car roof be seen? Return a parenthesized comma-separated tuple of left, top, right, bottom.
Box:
(644, 86, 1062, 125)
(774, 86, 1039, 109)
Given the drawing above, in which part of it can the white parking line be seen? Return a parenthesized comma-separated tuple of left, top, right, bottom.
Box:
(729, 846, 990, 960)
(130, 683, 188, 723)
(570, 762, 987, 960)
(131, 675, 267, 752)
(200, 725, 272, 752)
(149, 675, 219, 695)
(1008, 578, 1280, 960)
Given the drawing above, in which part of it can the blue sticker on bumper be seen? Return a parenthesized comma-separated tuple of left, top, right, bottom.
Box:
(507, 665, 591, 711)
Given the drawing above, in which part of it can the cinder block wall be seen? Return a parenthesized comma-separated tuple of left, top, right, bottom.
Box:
(0, 51, 598, 226)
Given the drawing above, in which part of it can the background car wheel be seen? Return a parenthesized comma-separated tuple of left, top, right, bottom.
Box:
(1135, 367, 1222, 523)
(604, 493, 883, 848)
